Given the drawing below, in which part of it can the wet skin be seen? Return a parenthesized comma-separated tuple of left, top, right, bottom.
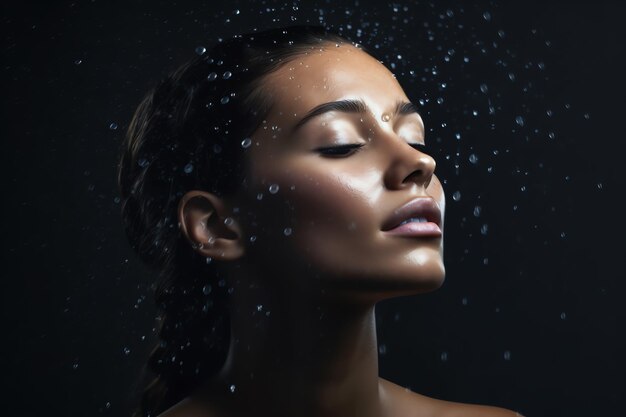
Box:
(172, 44, 520, 417)
(240, 44, 445, 300)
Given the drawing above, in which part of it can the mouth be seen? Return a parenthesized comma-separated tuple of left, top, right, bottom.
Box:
(382, 197, 442, 237)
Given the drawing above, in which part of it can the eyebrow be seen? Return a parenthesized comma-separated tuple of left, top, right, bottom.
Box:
(292, 99, 420, 132)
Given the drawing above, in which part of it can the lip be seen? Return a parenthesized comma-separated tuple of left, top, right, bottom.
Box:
(382, 197, 442, 237)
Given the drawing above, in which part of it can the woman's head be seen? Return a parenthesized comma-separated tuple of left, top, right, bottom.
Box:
(230, 40, 445, 299)
(118, 25, 444, 416)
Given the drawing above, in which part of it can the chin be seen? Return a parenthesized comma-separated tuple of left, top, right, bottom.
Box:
(359, 259, 448, 302)
(384, 255, 446, 297)
(313, 261, 444, 303)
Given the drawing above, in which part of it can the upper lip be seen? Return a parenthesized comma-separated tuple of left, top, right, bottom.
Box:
(382, 197, 442, 231)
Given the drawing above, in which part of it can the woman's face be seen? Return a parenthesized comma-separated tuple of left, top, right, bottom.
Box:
(238, 44, 445, 299)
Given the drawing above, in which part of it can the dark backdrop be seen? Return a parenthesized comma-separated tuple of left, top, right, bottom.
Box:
(2, 1, 624, 416)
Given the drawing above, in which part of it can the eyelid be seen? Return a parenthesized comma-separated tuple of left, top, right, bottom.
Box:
(314, 143, 365, 157)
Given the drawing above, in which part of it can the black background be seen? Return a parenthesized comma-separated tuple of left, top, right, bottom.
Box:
(2, 1, 625, 416)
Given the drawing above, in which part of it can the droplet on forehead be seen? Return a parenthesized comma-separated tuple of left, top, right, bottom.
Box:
(381, 113, 391, 122)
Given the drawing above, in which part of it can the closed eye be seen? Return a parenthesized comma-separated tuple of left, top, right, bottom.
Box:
(314, 143, 365, 157)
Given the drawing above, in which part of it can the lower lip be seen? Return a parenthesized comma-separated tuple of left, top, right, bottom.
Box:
(384, 222, 442, 237)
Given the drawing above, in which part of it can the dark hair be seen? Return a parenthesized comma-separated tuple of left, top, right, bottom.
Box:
(117, 25, 356, 417)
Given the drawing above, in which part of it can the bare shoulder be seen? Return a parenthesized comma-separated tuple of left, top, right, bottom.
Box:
(379, 378, 524, 417)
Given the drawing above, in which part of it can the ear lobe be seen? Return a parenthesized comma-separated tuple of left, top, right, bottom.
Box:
(177, 190, 245, 261)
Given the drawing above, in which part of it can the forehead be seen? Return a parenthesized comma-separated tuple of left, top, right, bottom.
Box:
(261, 45, 410, 125)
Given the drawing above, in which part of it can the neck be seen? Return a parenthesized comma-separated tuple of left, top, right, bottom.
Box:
(195, 265, 386, 417)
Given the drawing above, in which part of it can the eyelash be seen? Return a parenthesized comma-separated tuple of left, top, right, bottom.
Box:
(315, 143, 426, 157)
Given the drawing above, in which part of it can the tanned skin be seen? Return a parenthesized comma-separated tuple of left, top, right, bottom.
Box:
(164, 44, 523, 417)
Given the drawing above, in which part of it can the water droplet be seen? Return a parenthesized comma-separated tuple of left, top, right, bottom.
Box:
(452, 191, 461, 201)
(480, 83, 488, 93)
(508, 73, 516, 81)
(483, 258, 489, 265)
(223, 71, 232, 79)
(283, 227, 292, 236)
(202, 285, 212, 295)
(378, 344, 387, 355)
(548, 132, 556, 140)
(207, 72, 218, 81)
(208, 237, 216, 244)
(469, 153, 478, 164)
(256, 193, 263, 200)
(241, 138, 252, 148)
(220, 96, 230, 104)
(381, 113, 391, 122)
(597, 182, 603, 190)
(184, 163, 194, 174)
(461, 297, 468, 306)
(473, 206, 482, 217)
(73, 362, 79, 369)
(440, 351, 448, 362)
(269, 184, 279, 194)
(480, 224, 489, 235)
(105, 402, 111, 409)
(256, 304, 263, 312)
(503, 350, 511, 360)
(74, 59, 82, 65)
(138, 158, 149, 168)
(560, 232, 566, 238)
(515, 116, 525, 127)
(249, 235, 257, 243)
(483, 11, 492, 21)
(455, 133, 461, 140)
(195, 46, 206, 55)
(206, 257, 212, 264)
(229, 384, 236, 393)
(123, 347, 131, 355)
(560, 312, 567, 320)
(224, 217, 234, 226)
(109, 122, 118, 130)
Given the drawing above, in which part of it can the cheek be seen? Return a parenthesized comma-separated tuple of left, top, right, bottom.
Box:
(282, 160, 380, 231)
(243, 157, 383, 271)
(246, 150, 381, 228)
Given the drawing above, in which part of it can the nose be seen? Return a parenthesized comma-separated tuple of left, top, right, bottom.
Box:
(383, 142, 436, 190)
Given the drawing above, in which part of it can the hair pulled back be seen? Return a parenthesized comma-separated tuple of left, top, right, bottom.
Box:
(117, 25, 352, 417)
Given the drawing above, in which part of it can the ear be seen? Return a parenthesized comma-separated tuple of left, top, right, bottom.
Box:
(177, 190, 245, 261)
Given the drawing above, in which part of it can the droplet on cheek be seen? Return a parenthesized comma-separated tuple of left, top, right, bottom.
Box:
(381, 113, 391, 122)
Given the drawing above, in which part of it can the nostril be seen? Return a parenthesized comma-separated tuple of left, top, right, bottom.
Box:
(402, 169, 423, 184)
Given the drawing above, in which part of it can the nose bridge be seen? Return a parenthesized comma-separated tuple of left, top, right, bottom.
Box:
(378, 127, 436, 189)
